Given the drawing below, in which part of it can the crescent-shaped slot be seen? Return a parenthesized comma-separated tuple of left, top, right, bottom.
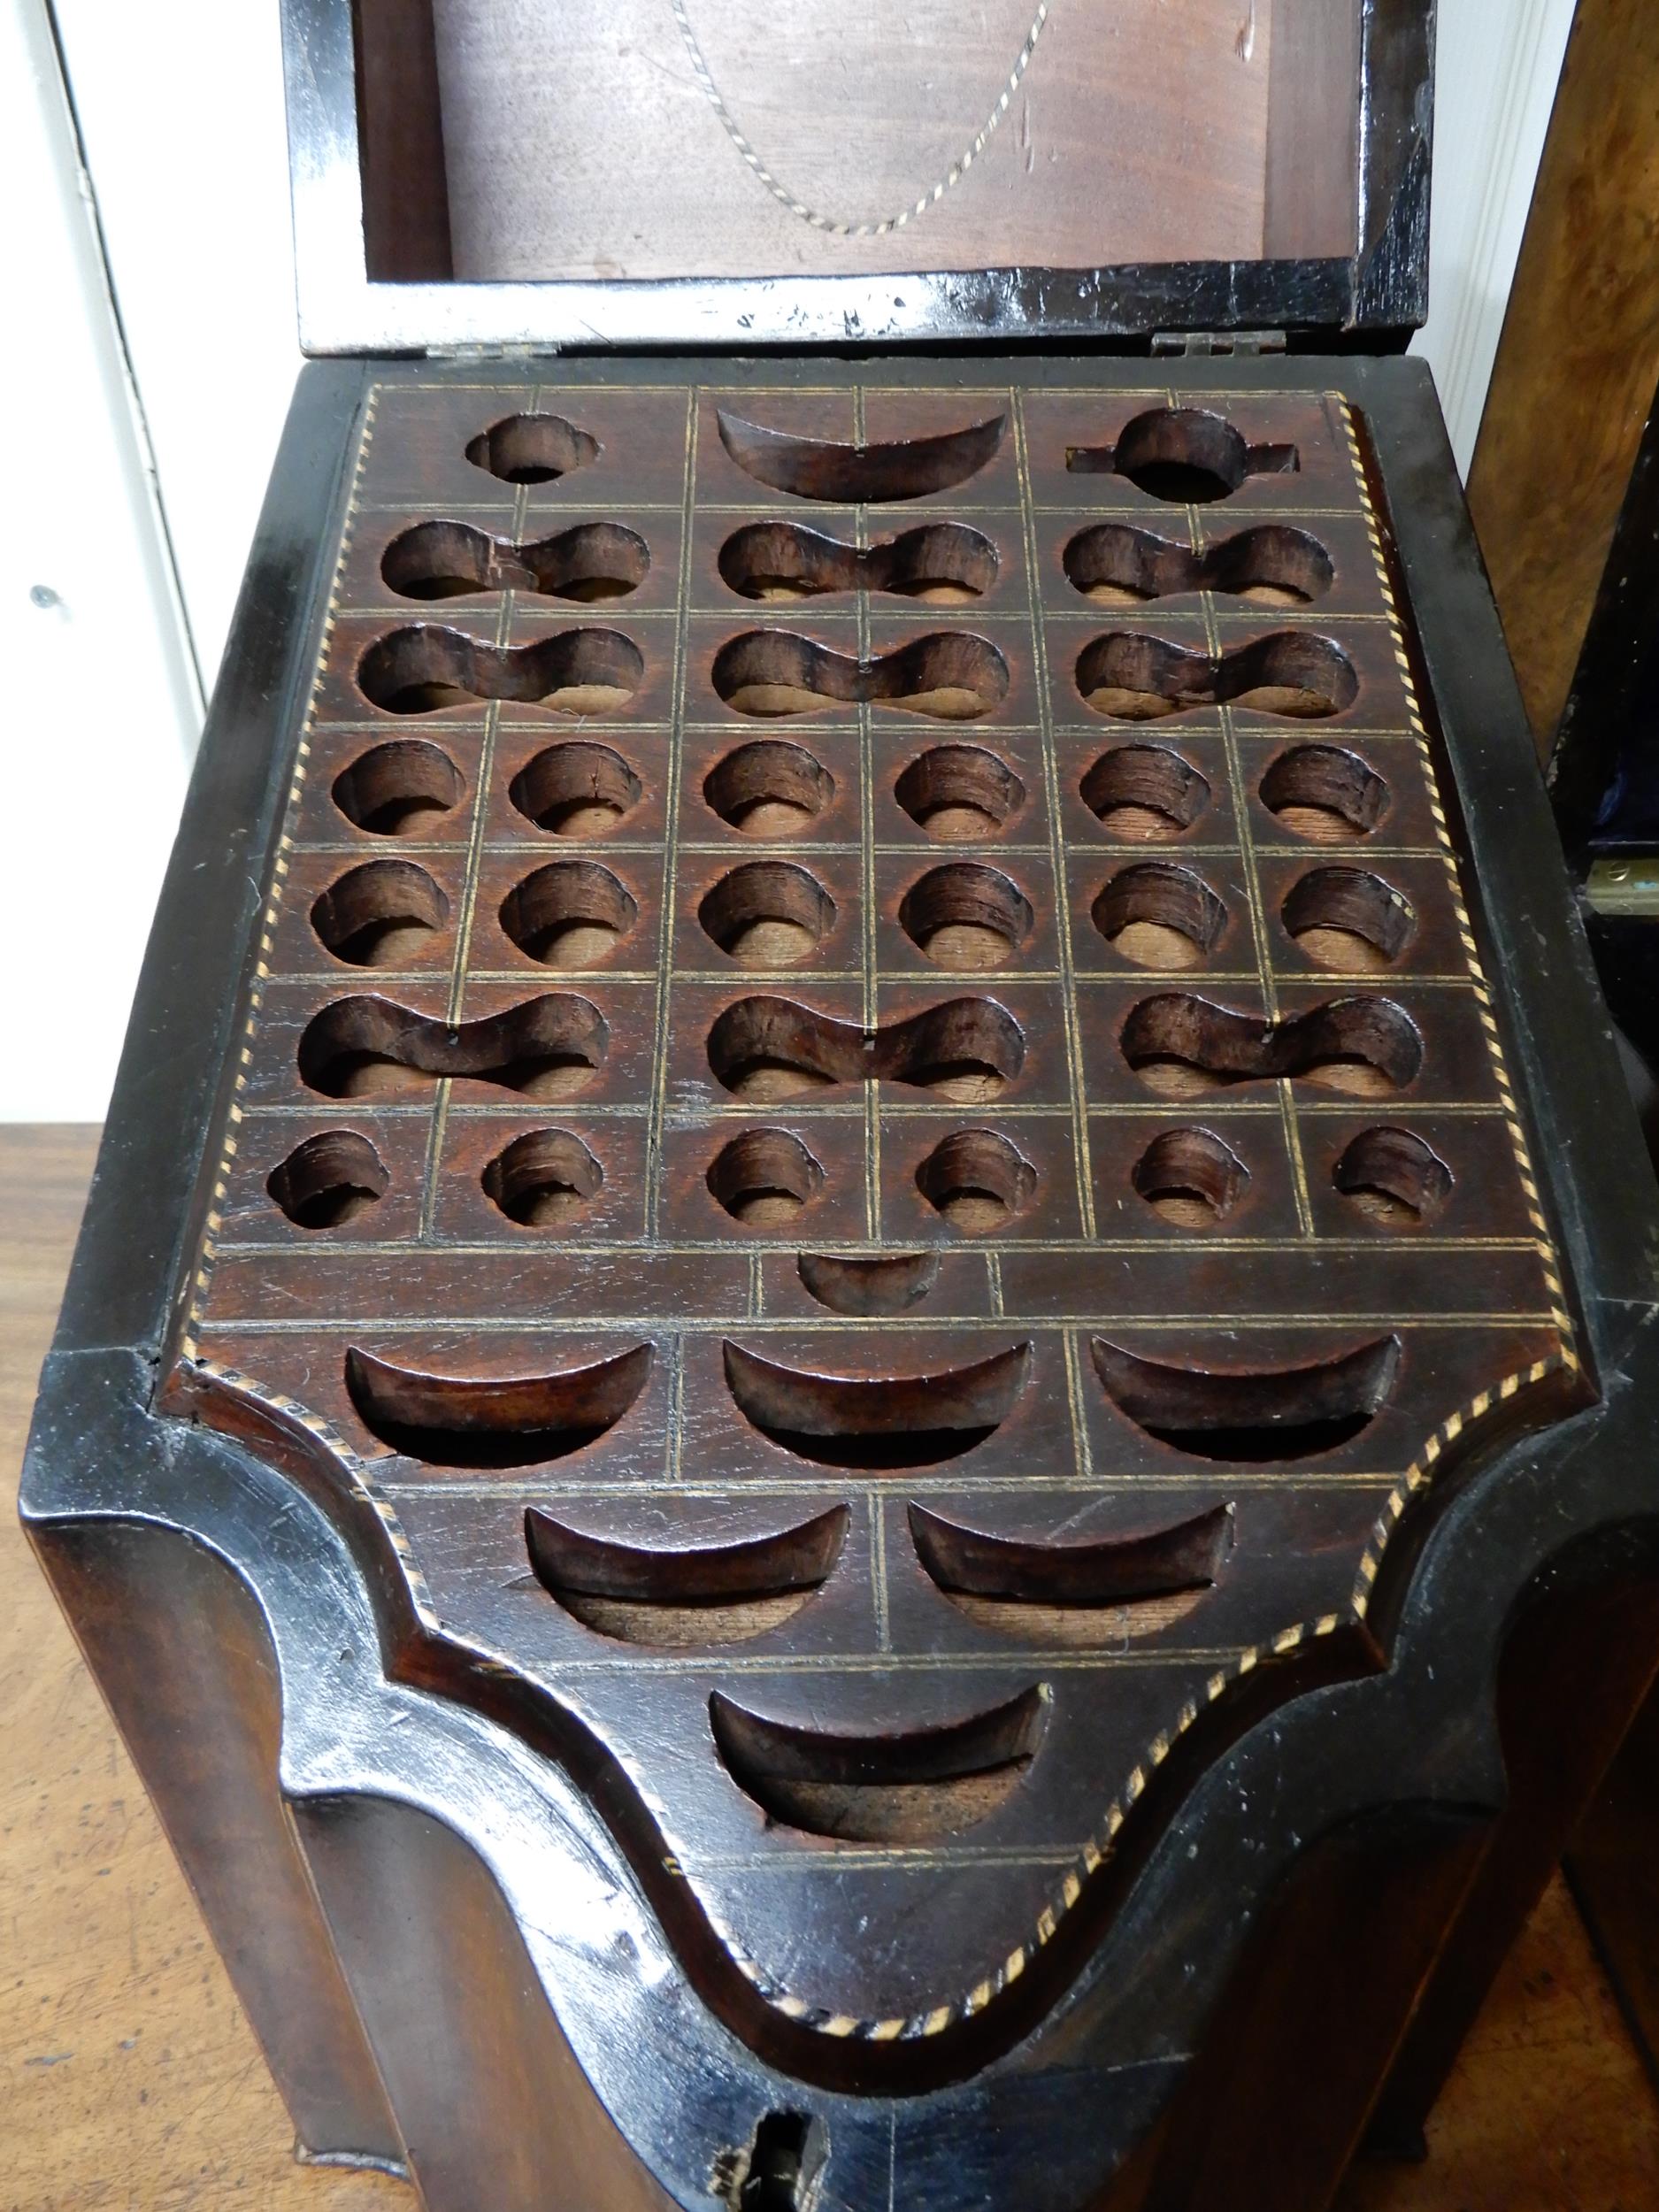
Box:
(1090, 1337, 1401, 1462)
(344, 1343, 653, 1467)
(796, 1250, 941, 1316)
(723, 1340, 1030, 1468)
(908, 1501, 1233, 1605)
(525, 1504, 849, 1603)
(716, 410, 1007, 504)
(523, 1504, 850, 1646)
(709, 1683, 1048, 1840)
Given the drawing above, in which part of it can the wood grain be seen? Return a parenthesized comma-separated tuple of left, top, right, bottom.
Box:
(0, 1126, 405, 2212)
(180, 373, 1583, 2075)
(1, 1130, 1653, 2205)
(356, 0, 453, 281)
(1263, 0, 1361, 262)
(2, 1113, 1657, 2193)
(411, 0, 1359, 282)
(1571, 1677, 1659, 2102)
(1338, 1873, 1659, 2211)
(1468, 0, 1659, 751)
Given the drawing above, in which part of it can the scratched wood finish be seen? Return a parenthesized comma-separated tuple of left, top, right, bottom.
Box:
(164, 369, 1583, 2076)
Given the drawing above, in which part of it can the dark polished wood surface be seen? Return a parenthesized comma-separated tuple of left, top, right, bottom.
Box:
(5, 1126, 1655, 2205)
(370, 0, 1355, 285)
(169, 366, 1576, 2078)
(23, 349, 1659, 2212)
(290, 0, 1430, 351)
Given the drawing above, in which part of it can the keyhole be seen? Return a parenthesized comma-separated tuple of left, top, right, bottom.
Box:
(734, 2112, 824, 2212)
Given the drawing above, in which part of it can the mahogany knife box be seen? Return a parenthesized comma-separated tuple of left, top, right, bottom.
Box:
(22, 6, 1659, 2210)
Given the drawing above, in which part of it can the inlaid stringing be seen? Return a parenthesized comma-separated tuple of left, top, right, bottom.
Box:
(167, 374, 1581, 2068)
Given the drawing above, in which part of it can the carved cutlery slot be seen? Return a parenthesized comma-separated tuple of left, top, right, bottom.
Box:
(357, 626, 643, 717)
(345, 1343, 653, 1466)
(709, 1684, 1047, 1842)
(1093, 862, 1227, 970)
(708, 1130, 827, 1224)
(298, 994, 608, 1099)
(164, 378, 1579, 2094)
(310, 859, 449, 967)
(707, 997, 1025, 1102)
(713, 631, 1009, 721)
(499, 860, 639, 967)
(895, 745, 1025, 840)
(481, 1129, 604, 1225)
(525, 1504, 848, 1645)
(1333, 1126, 1454, 1226)
(1066, 407, 1299, 503)
(510, 741, 643, 835)
(1120, 994, 1423, 1097)
(723, 1341, 1032, 1468)
(465, 412, 599, 485)
(332, 738, 465, 836)
(1260, 744, 1390, 842)
(1064, 523, 1334, 606)
(266, 1131, 388, 1229)
(899, 864, 1034, 969)
(699, 862, 837, 966)
(1282, 866, 1414, 970)
(381, 519, 649, 602)
(1091, 1337, 1401, 1460)
(1079, 745, 1211, 840)
(703, 740, 834, 836)
(909, 1501, 1233, 1606)
(916, 1131, 1036, 1230)
(716, 409, 1006, 503)
(1076, 633, 1357, 721)
(706, 1003, 839, 1101)
(796, 1251, 941, 1316)
(719, 522, 998, 602)
(1132, 1128, 1249, 1228)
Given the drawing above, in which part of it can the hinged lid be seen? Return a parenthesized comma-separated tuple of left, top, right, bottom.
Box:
(281, 0, 1432, 355)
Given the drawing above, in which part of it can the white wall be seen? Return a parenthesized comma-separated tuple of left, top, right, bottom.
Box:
(1, 0, 199, 1121)
(49, 0, 303, 679)
(4, 0, 1578, 1120)
(1412, 0, 1578, 473)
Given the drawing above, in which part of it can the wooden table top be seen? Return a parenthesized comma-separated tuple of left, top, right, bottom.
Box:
(2, 1121, 1655, 2208)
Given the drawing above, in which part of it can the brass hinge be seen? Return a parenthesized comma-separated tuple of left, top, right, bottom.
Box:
(1152, 330, 1288, 357)
(1585, 856, 1659, 918)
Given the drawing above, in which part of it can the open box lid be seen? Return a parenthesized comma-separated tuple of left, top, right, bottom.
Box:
(281, 0, 1432, 356)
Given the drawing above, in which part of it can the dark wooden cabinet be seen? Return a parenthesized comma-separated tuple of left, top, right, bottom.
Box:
(20, 7, 1659, 2208)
